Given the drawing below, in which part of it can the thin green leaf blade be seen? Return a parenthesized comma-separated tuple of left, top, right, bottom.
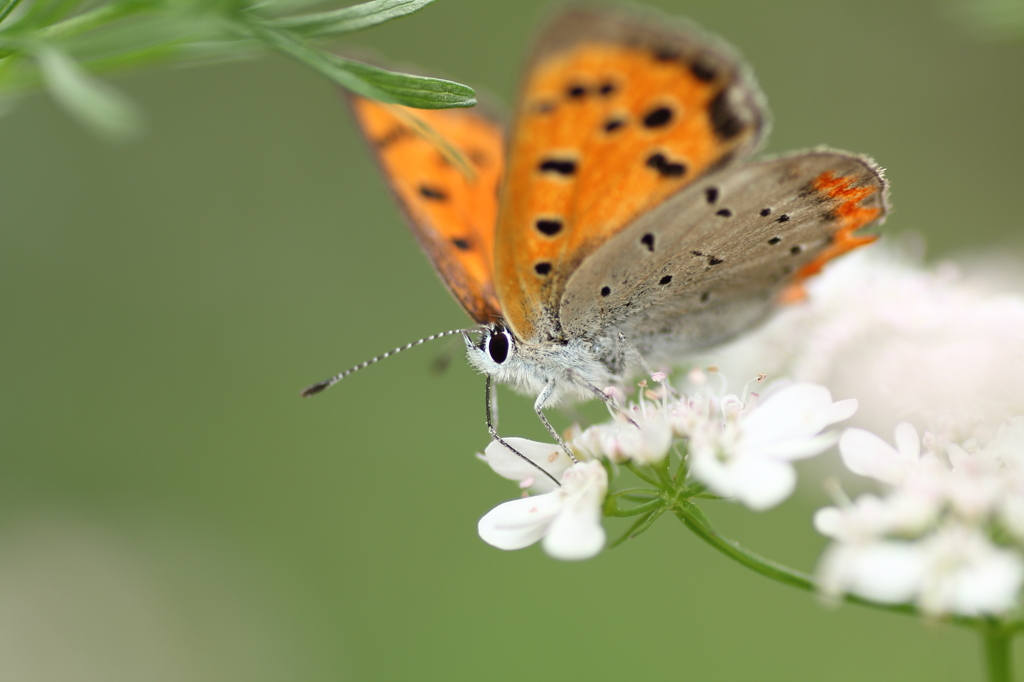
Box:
(333, 57, 475, 108)
(270, 0, 436, 37)
(36, 46, 142, 139)
(248, 23, 474, 108)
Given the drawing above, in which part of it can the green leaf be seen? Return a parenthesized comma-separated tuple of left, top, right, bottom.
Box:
(608, 509, 664, 548)
(249, 23, 475, 108)
(0, 0, 24, 25)
(268, 0, 435, 37)
(335, 57, 474, 108)
(36, 46, 142, 139)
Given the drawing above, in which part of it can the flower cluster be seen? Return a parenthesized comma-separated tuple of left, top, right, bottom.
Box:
(815, 420, 1024, 616)
(476, 373, 856, 559)
(705, 243, 1024, 446)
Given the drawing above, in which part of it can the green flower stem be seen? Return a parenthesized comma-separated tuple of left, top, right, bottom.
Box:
(672, 499, 1007, 630)
(674, 501, 814, 590)
(606, 487, 660, 500)
(651, 457, 675, 490)
(983, 625, 1013, 682)
(623, 461, 662, 488)
(605, 498, 664, 518)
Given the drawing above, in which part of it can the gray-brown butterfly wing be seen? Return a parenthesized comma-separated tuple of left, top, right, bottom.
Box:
(559, 150, 888, 363)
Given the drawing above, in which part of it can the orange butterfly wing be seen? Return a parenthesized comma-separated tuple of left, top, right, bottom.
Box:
(494, 8, 767, 342)
(350, 96, 504, 324)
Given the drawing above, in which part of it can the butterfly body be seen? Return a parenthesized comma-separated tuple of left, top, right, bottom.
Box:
(327, 5, 888, 443)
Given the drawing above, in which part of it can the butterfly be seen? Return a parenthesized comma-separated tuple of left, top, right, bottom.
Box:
(304, 6, 888, 475)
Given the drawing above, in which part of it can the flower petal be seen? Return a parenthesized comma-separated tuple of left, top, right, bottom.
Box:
(541, 461, 608, 560)
(828, 398, 859, 423)
(839, 427, 906, 485)
(947, 548, 1024, 616)
(765, 432, 840, 462)
(483, 438, 573, 493)
(818, 541, 926, 604)
(477, 494, 561, 551)
(742, 384, 843, 448)
(542, 503, 606, 561)
(894, 422, 921, 463)
(813, 506, 843, 537)
(730, 456, 797, 511)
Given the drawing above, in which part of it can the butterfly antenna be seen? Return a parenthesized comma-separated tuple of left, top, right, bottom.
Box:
(300, 328, 473, 397)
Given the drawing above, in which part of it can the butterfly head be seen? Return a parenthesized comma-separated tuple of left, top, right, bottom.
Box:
(464, 321, 621, 409)
(464, 323, 517, 376)
(463, 322, 559, 400)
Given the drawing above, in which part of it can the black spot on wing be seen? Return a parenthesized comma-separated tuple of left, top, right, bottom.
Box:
(708, 88, 744, 140)
(535, 262, 552, 276)
(716, 208, 732, 217)
(419, 185, 447, 201)
(645, 153, 686, 178)
(642, 107, 674, 128)
(539, 159, 578, 176)
(375, 126, 412, 148)
(536, 219, 563, 236)
(451, 238, 470, 251)
(705, 187, 719, 204)
(600, 286, 611, 297)
(604, 118, 626, 133)
(653, 47, 681, 61)
(768, 236, 781, 245)
(659, 275, 673, 285)
(776, 214, 791, 223)
(760, 208, 772, 217)
(468, 149, 489, 167)
(690, 58, 717, 82)
(641, 233, 655, 251)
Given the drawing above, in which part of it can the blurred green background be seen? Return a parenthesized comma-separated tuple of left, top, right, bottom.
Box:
(2, 0, 1024, 679)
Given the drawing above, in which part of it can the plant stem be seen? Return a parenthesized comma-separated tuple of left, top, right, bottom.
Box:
(983, 625, 1013, 682)
(674, 502, 815, 591)
(623, 461, 661, 488)
(672, 501, 991, 628)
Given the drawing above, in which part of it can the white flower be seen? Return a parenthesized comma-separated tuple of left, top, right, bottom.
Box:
(480, 437, 576, 494)
(572, 408, 673, 465)
(818, 419, 1024, 615)
(916, 525, 1024, 616)
(478, 461, 607, 561)
(839, 422, 924, 485)
(689, 383, 857, 510)
(817, 539, 928, 605)
(705, 242, 1024, 445)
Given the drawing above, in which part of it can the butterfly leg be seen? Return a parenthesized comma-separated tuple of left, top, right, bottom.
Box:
(484, 376, 562, 486)
(533, 382, 579, 464)
(617, 332, 655, 378)
(563, 368, 640, 429)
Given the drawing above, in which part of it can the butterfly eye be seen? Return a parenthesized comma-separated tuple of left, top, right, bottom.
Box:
(487, 331, 511, 364)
